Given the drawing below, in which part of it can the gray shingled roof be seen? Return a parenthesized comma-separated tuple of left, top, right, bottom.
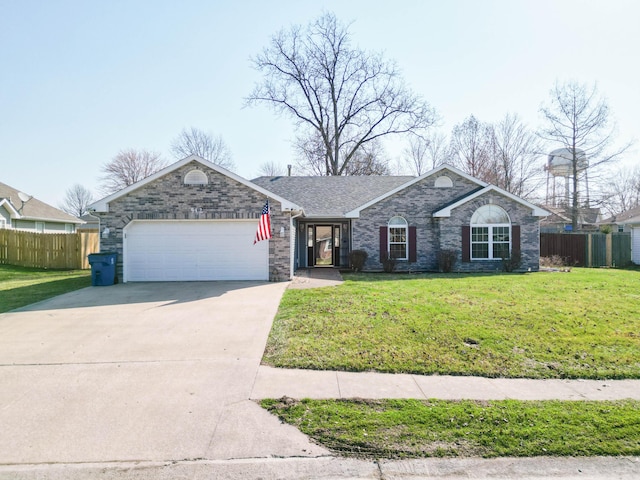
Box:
(604, 204, 640, 224)
(0, 181, 82, 223)
(251, 176, 414, 217)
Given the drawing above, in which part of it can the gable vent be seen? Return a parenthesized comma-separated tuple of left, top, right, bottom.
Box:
(184, 169, 208, 185)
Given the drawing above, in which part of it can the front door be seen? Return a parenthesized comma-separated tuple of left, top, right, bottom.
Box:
(314, 225, 333, 266)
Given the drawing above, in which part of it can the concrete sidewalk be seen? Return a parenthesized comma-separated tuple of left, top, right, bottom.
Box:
(252, 366, 640, 401)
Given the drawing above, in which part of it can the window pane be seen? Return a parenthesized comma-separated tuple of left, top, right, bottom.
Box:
(493, 243, 510, 259)
(389, 227, 406, 242)
(493, 226, 510, 242)
(389, 244, 406, 259)
(472, 243, 489, 258)
(471, 205, 510, 224)
(472, 227, 488, 242)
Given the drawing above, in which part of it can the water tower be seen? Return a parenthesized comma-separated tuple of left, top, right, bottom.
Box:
(545, 148, 589, 207)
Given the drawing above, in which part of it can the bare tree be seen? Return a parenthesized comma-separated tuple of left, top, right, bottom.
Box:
(403, 130, 449, 175)
(100, 149, 167, 194)
(258, 160, 287, 176)
(294, 131, 389, 175)
(170, 127, 235, 171)
(539, 81, 632, 229)
(59, 184, 94, 218)
(487, 113, 544, 199)
(247, 12, 436, 176)
(599, 165, 640, 216)
(449, 115, 493, 179)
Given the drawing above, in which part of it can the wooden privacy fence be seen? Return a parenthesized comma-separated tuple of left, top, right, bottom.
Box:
(540, 232, 631, 267)
(0, 230, 99, 270)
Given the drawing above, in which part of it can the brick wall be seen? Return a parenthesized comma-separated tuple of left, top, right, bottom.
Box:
(97, 161, 291, 281)
(352, 172, 541, 273)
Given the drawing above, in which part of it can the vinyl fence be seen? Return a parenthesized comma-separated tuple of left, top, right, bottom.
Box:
(540, 232, 631, 268)
(0, 229, 99, 270)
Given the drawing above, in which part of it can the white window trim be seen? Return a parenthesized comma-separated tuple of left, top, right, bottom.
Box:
(470, 205, 512, 260)
(388, 216, 408, 261)
(35, 221, 45, 233)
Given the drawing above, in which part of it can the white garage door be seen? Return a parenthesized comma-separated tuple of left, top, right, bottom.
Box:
(124, 221, 269, 282)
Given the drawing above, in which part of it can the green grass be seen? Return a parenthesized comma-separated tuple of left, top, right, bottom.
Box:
(0, 264, 91, 313)
(261, 398, 640, 458)
(264, 269, 640, 379)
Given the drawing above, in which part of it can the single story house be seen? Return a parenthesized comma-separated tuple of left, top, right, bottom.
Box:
(89, 155, 548, 282)
(0, 181, 83, 233)
(539, 205, 602, 233)
(603, 205, 640, 264)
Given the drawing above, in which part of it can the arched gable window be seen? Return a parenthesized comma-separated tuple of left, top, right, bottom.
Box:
(388, 216, 408, 260)
(184, 169, 208, 185)
(470, 205, 511, 260)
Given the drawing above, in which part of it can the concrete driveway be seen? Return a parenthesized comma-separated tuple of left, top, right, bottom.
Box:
(0, 282, 328, 466)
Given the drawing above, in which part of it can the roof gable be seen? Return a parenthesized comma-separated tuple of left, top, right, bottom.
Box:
(433, 185, 549, 217)
(89, 155, 301, 213)
(344, 164, 487, 218)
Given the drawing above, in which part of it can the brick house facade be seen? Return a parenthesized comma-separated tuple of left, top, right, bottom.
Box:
(90, 156, 547, 282)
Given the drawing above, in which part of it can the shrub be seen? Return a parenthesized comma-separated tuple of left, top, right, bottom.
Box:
(349, 250, 368, 272)
(502, 251, 522, 272)
(540, 255, 571, 272)
(382, 255, 397, 273)
(437, 249, 457, 273)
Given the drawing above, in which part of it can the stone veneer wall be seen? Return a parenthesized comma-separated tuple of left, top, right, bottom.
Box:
(96, 161, 291, 282)
(352, 173, 541, 272)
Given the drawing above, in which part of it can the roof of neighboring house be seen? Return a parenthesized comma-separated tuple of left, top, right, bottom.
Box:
(540, 205, 601, 225)
(0, 181, 82, 224)
(603, 205, 640, 225)
(251, 175, 414, 217)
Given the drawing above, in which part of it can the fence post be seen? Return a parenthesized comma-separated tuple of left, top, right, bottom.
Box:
(606, 233, 613, 267)
(587, 234, 592, 268)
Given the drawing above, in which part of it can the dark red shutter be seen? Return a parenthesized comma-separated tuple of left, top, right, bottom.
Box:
(408, 226, 417, 262)
(512, 225, 521, 255)
(461, 225, 470, 262)
(379, 226, 387, 262)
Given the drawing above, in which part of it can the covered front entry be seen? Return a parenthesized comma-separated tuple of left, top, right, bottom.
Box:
(123, 220, 269, 282)
(300, 222, 350, 268)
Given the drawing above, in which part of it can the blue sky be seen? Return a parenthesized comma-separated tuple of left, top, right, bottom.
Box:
(1, 0, 638, 207)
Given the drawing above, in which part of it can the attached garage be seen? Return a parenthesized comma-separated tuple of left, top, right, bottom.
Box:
(123, 220, 268, 282)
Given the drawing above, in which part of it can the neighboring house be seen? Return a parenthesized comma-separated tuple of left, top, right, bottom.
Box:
(89, 155, 548, 282)
(539, 205, 602, 233)
(77, 213, 100, 231)
(603, 205, 640, 264)
(0, 181, 83, 233)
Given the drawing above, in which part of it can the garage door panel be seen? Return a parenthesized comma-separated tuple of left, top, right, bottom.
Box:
(124, 221, 269, 281)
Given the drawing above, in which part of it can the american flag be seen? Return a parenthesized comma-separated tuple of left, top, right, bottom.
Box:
(254, 200, 272, 244)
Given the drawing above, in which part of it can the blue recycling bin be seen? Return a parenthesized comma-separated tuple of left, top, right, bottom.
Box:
(88, 252, 117, 286)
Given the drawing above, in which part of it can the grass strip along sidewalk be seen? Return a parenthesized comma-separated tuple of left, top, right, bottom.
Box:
(0, 265, 91, 313)
(262, 268, 640, 458)
(262, 398, 640, 459)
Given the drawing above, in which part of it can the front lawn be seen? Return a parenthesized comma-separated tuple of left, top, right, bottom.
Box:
(263, 268, 640, 379)
(0, 264, 91, 313)
(262, 398, 640, 458)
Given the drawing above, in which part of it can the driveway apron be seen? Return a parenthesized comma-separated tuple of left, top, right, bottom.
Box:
(0, 282, 328, 465)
